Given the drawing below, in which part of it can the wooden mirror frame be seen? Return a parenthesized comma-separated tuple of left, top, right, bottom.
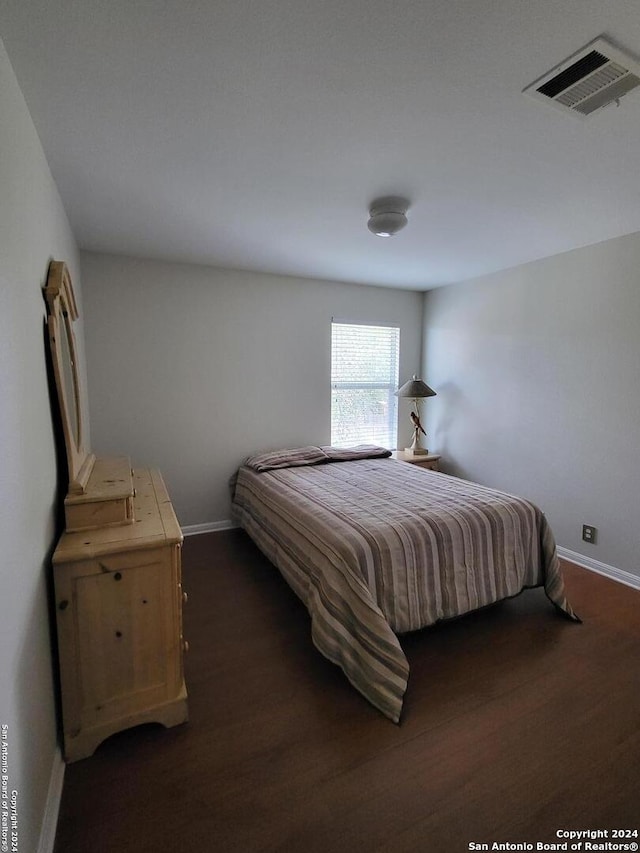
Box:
(45, 260, 95, 494)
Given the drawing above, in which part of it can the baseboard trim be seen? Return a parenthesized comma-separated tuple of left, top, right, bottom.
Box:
(181, 520, 238, 537)
(557, 546, 640, 591)
(37, 746, 65, 853)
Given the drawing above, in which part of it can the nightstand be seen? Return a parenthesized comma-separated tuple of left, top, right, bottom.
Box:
(390, 450, 441, 471)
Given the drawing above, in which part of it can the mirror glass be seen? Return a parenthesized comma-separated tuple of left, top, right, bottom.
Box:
(45, 261, 93, 493)
(59, 310, 80, 448)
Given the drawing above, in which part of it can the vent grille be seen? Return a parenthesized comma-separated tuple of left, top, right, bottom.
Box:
(524, 37, 640, 118)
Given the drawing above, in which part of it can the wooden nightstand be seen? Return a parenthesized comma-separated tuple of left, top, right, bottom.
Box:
(390, 450, 441, 471)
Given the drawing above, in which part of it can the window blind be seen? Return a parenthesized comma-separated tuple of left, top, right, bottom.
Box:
(331, 322, 400, 449)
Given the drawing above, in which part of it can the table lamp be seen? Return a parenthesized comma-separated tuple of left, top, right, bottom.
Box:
(394, 375, 436, 455)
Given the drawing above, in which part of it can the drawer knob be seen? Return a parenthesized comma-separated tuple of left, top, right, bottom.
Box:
(183, 640, 190, 654)
(59, 599, 69, 611)
(114, 572, 122, 581)
(182, 591, 189, 604)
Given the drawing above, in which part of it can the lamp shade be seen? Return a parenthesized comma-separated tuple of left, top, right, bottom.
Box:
(395, 375, 436, 398)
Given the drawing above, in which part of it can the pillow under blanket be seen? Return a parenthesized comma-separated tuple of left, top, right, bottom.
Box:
(243, 444, 391, 472)
(320, 445, 392, 462)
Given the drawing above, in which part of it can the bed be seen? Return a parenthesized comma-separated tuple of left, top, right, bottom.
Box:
(230, 445, 579, 723)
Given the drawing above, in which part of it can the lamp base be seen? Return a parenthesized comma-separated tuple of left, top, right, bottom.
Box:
(405, 447, 429, 456)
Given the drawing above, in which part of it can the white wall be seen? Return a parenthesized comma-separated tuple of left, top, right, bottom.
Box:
(423, 231, 640, 579)
(80, 252, 424, 527)
(0, 39, 84, 852)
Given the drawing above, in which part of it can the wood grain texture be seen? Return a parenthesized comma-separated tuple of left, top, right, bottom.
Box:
(53, 469, 182, 563)
(54, 530, 640, 852)
(53, 469, 187, 762)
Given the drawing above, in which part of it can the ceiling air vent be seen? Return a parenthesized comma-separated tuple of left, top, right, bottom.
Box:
(523, 37, 640, 117)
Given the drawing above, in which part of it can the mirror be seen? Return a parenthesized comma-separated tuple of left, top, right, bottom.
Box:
(45, 261, 95, 493)
(59, 308, 80, 448)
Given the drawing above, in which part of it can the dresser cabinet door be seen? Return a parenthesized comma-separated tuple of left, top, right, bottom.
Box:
(56, 544, 183, 735)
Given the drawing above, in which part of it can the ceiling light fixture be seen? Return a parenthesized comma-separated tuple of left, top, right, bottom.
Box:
(367, 196, 410, 237)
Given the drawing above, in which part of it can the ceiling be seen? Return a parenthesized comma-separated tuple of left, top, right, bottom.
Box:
(2, 0, 640, 290)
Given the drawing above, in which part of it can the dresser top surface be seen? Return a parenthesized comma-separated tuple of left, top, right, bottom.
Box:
(64, 455, 133, 505)
(53, 468, 182, 563)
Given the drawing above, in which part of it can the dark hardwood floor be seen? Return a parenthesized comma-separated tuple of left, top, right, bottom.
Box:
(53, 530, 640, 853)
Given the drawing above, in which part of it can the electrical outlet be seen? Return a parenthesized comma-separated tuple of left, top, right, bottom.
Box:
(582, 524, 597, 544)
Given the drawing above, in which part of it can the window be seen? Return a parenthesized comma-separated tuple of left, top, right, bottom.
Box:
(331, 322, 400, 449)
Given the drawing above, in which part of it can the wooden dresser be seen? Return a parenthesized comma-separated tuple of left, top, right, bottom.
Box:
(52, 461, 188, 762)
(45, 260, 188, 762)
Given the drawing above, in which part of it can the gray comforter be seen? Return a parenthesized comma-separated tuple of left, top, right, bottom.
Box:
(231, 448, 578, 722)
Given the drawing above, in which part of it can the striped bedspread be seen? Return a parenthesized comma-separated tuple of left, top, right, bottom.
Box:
(231, 455, 578, 723)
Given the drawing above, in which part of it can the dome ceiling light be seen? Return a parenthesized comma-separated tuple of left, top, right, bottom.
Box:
(367, 196, 410, 237)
